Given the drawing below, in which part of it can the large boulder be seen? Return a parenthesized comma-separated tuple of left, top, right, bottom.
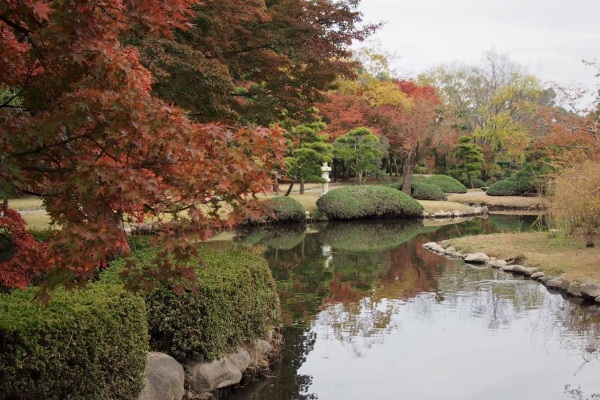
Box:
(138, 352, 185, 400)
(581, 283, 600, 300)
(188, 358, 243, 394)
(186, 348, 254, 394)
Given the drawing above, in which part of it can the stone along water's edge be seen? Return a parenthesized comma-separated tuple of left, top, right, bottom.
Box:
(422, 241, 600, 304)
(138, 332, 282, 400)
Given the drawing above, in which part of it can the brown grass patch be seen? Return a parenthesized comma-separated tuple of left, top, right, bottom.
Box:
(447, 232, 600, 283)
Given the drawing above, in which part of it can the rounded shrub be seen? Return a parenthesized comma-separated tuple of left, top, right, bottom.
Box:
(0, 284, 148, 400)
(106, 246, 281, 363)
(469, 178, 486, 188)
(410, 181, 447, 201)
(316, 185, 423, 220)
(422, 175, 468, 193)
(264, 196, 305, 222)
(486, 178, 535, 196)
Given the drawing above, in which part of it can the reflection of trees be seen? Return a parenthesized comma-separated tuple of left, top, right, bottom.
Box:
(428, 214, 542, 242)
(316, 219, 428, 252)
(436, 263, 547, 329)
(315, 229, 448, 356)
(235, 224, 307, 250)
(553, 299, 600, 373)
(225, 327, 317, 400)
(225, 216, 600, 399)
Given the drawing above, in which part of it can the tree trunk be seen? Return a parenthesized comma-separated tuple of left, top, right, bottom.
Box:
(401, 145, 419, 195)
(284, 181, 295, 196)
(357, 171, 363, 185)
(2, 197, 7, 217)
(300, 177, 305, 194)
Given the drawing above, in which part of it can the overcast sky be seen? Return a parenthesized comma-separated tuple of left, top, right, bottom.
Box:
(357, 0, 600, 103)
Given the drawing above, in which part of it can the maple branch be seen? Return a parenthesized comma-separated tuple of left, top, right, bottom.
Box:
(0, 15, 30, 35)
(20, 165, 76, 174)
(11, 132, 95, 158)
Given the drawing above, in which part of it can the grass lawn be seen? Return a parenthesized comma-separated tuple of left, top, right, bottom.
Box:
(446, 232, 600, 283)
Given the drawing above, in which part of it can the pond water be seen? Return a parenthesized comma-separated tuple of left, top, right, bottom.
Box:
(223, 215, 600, 400)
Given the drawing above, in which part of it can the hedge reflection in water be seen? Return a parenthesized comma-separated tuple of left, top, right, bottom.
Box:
(227, 215, 600, 400)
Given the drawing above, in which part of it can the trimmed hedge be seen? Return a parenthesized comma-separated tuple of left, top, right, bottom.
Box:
(411, 181, 447, 201)
(106, 246, 281, 363)
(316, 185, 423, 220)
(0, 284, 148, 400)
(486, 178, 535, 196)
(264, 196, 305, 222)
(422, 175, 468, 193)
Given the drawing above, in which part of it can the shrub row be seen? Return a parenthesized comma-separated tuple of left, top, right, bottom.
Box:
(0, 284, 148, 400)
(105, 246, 281, 363)
(316, 185, 423, 220)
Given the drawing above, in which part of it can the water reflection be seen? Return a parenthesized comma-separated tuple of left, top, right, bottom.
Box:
(227, 216, 600, 400)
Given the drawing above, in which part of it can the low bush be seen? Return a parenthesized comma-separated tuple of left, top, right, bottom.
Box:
(410, 181, 447, 201)
(105, 246, 280, 363)
(0, 284, 148, 400)
(468, 178, 486, 188)
(486, 177, 535, 196)
(422, 175, 468, 193)
(316, 185, 423, 220)
(264, 196, 305, 222)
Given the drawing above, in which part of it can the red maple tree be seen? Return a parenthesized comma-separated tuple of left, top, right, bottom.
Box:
(0, 1, 285, 289)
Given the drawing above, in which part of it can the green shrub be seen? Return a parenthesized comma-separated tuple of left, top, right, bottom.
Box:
(316, 185, 423, 220)
(264, 196, 305, 222)
(386, 181, 402, 190)
(422, 175, 468, 193)
(0, 284, 148, 400)
(410, 181, 447, 201)
(28, 228, 54, 243)
(486, 177, 535, 196)
(106, 246, 281, 363)
(469, 178, 486, 188)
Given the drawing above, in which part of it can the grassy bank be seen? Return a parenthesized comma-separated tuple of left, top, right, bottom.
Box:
(446, 232, 600, 283)
(13, 186, 482, 229)
(447, 189, 544, 210)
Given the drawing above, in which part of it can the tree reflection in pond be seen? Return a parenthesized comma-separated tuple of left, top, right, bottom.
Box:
(226, 216, 600, 400)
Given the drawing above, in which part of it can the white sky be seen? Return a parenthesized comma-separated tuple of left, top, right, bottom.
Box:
(357, 0, 600, 100)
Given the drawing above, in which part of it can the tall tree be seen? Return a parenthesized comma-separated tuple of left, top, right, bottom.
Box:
(333, 127, 387, 185)
(451, 136, 484, 188)
(0, 0, 285, 289)
(284, 123, 333, 195)
(420, 51, 551, 178)
(133, 0, 379, 125)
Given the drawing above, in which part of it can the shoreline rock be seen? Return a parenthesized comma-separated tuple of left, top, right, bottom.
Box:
(138, 332, 282, 400)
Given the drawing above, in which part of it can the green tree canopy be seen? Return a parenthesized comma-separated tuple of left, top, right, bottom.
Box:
(333, 127, 387, 185)
(452, 136, 484, 187)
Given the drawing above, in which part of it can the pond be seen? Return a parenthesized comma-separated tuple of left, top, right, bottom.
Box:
(223, 215, 600, 400)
